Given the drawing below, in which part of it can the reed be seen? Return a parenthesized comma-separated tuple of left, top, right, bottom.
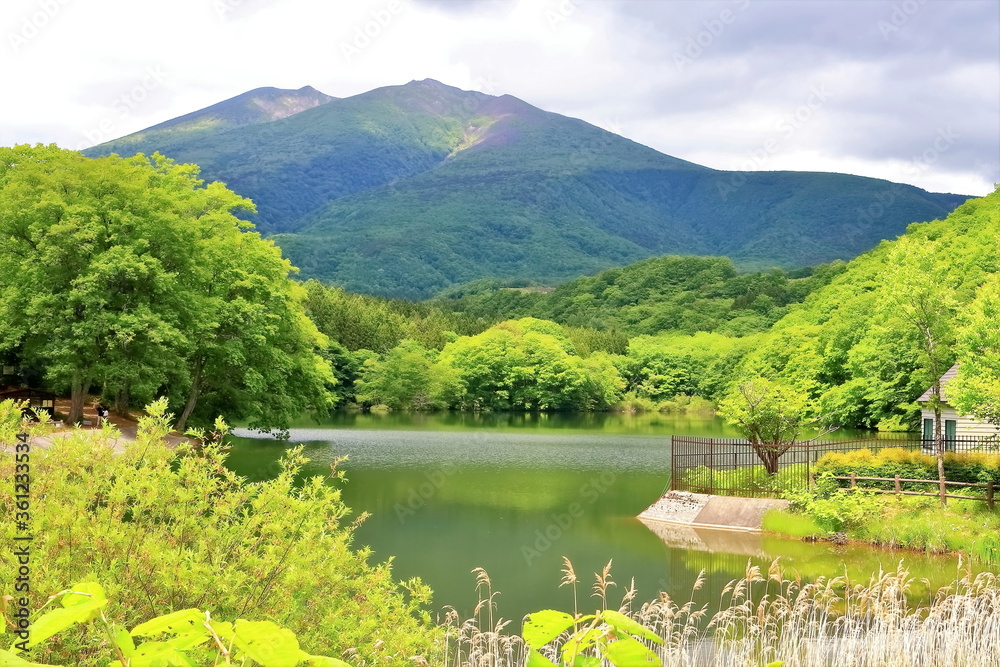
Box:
(432, 559, 1000, 667)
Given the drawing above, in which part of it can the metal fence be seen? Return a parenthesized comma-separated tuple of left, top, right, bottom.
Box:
(670, 435, 997, 497)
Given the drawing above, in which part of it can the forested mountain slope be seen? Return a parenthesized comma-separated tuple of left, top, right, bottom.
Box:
(87, 79, 970, 298)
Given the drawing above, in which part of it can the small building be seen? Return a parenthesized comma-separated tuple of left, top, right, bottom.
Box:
(917, 363, 999, 451)
(0, 387, 57, 418)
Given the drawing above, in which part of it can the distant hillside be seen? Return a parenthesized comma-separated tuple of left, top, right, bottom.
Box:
(732, 187, 1000, 429)
(86, 79, 970, 299)
(431, 255, 847, 337)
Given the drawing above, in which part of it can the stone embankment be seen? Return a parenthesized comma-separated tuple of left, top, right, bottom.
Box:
(639, 490, 788, 532)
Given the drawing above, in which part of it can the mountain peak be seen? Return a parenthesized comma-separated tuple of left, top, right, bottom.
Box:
(109, 85, 335, 144)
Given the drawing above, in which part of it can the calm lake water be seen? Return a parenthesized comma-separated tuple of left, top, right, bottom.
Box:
(227, 412, 974, 623)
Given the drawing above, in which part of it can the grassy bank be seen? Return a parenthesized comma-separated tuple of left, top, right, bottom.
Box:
(765, 487, 1000, 564)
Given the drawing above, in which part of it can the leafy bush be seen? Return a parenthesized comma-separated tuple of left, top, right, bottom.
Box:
(0, 401, 439, 665)
(815, 448, 1000, 489)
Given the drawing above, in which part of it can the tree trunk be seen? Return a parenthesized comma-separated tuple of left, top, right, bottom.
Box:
(175, 362, 202, 432)
(114, 387, 129, 415)
(934, 383, 947, 505)
(932, 376, 946, 504)
(68, 373, 91, 424)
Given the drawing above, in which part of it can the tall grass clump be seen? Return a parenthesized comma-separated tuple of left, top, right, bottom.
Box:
(438, 559, 1000, 667)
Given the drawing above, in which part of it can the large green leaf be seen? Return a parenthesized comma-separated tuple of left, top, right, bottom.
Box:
(601, 610, 663, 644)
(523, 610, 577, 648)
(526, 649, 559, 667)
(27, 598, 108, 647)
(229, 619, 309, 667)
(560, 627, 604, 663)
(126, 641, 199, 666)
(0, 648, 54, 666)
(303, 657, 354, 667)
(131, 609, 204, 637)
(603, 635, 662, 667)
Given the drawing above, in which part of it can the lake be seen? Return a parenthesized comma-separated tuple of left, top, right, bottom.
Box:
(227, 412, 973, 624)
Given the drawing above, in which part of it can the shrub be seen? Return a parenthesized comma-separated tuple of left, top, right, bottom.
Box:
(0, 400, 439, 665)
(815, 447, 1000, 490)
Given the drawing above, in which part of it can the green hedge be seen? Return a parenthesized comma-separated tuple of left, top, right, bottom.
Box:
(815, 448, 1000, 491)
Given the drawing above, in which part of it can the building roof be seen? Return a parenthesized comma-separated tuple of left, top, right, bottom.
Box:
(917, 363, 960, 403)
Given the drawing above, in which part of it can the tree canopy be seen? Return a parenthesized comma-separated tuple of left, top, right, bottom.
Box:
(0, 145, 332, 428)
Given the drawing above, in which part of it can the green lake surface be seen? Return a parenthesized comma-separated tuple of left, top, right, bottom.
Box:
(227, 412, 978, 624)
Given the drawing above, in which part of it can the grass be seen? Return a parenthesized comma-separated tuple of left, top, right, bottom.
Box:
(772, 487, 1000, 565)
(761, 508, 825, 539)
(432, 558, 1000, 666)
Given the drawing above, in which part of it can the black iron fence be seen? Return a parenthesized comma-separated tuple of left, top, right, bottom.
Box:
(670, 435, 997, 497)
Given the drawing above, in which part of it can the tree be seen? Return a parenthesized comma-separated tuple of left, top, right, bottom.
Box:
(880, 237, 956, 502)
(0, 145, 332, 428)
(951, 276, 1000, 426)
(355, 339, 456, 410)
(718, 378, 813, 475)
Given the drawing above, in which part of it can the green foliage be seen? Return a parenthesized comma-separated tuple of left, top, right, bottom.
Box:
(355, 340, 458, 410)
(731, 186, 1000, 430)
(952, 275, 1000, 425)
(436, 318, 625, 411)
(3, 581, 349, 666)
(522, 608, 663, 667)
(0, 404, 439, 665)
(433, 256, 845, 337)
(815, 447, 1000, 488)
(0, 145, 333, 430)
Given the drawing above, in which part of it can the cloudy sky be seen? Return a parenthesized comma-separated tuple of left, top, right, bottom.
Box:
(1, 0, 997, 195)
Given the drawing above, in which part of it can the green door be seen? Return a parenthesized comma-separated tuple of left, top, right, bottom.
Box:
(945, 419, 957, 452)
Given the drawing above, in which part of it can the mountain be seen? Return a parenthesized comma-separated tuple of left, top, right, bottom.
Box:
(86, 79, 971, 299)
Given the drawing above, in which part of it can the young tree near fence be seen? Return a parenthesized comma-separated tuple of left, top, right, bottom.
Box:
(718, 378, 816, 474)
(881, 238, 956, 504)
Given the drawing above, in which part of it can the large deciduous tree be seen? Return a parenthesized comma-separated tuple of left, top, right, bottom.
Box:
(0, 145, 333, 427)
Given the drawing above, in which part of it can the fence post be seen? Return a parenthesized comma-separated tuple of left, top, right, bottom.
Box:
(669, 436, 675, 491)
(988, 480, 995, 511)
(850, 472, 856, 489)
(894, 474, 901, 496)
(708, 438, 714, 495)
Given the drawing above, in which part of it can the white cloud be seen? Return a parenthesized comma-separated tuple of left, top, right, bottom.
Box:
(0, 0, 996, 195)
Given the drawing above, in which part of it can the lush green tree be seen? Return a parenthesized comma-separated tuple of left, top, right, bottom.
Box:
(437, 318, 624, 411)
(718, 378, 815, 474)
(729, 188, 1000, 431)
(172, 229, 336, 431)
(0, 145, 332, 428)
(952, 276, 1000, 425)
(355, 339, 457, 410)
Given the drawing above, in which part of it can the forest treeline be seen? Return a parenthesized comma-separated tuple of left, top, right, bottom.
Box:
(2, 145, 998, 432)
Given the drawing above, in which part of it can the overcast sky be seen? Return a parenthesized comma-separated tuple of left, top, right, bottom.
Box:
(1, 0, 997, 195)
